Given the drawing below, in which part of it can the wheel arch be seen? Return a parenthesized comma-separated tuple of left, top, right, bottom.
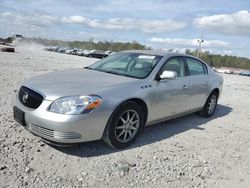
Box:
(102, 97, 148, 144)
(211, 88, 219, 97)
(114, 98, 148, 124)
(104, 98, 148, 130)
(128, 98, 148, 124)
(202, 88, 220, 108)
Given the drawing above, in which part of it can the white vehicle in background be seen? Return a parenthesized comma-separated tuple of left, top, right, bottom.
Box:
(215, 68, 234, 74)
(75, 49, 85, 56)
(83, 50, 96, 56)
(65, 48, 74, 54)
(105, 51, 116, 56)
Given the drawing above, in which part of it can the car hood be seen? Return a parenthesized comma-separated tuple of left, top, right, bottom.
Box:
(23, 69, 138, 100)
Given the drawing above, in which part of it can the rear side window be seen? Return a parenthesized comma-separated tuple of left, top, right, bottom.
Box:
(186, 58, 207, 76)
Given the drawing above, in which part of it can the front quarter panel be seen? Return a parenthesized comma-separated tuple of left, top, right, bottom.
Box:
(97, 80, 153, 120)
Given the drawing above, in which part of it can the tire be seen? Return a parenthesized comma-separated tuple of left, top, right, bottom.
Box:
(199, 91, 218, 117)
(103, 101, 145, 149)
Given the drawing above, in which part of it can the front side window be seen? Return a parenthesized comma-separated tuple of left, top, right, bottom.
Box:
(160, 57, 186, 77)
(87, 53, 163, 79)
(186, 58, 206, 76)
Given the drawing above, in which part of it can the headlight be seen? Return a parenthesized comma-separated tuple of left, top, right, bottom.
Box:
(49, 95, 102, 115)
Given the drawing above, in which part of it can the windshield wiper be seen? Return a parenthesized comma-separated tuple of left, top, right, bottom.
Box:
(84, 66, 93, 70)
(103, 70, 124, 75)
(85, 68, 133, 78)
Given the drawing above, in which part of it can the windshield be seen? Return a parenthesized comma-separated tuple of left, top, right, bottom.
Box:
(87, 52, 163, 79)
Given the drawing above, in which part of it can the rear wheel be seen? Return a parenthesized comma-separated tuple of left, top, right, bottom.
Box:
(199, 91, 218, 117)
(103, 101, 144, 149)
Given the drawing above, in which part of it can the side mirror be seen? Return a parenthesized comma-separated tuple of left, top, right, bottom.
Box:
(159, 70, 177, 80)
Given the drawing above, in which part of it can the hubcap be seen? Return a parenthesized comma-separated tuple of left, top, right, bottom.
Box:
(115, 110, 140, 143)
(208, 95, 217, 115)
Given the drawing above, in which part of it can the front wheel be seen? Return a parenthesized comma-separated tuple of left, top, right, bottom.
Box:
(199, 91, 218, 117)
(103, 101, 144, 149)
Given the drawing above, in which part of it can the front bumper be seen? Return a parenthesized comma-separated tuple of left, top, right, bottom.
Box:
(14, 95, 111, 144)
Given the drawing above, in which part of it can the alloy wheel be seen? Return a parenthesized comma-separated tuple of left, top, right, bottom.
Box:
(208, 95, 217, 115)
(115, 110, 140, 143)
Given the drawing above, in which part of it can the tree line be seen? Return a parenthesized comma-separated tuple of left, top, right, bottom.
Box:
(18, 37, 151, 52)
(2, 36, 250, 69)
(185, 49, 250, 69)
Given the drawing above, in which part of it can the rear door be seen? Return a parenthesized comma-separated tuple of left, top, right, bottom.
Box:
(184, 57, 210, 109)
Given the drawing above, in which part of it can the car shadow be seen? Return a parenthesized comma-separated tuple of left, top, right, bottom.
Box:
(51, 104, 232, 157)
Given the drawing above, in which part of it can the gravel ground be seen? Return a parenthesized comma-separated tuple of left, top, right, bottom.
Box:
(0, 46, 250, 188)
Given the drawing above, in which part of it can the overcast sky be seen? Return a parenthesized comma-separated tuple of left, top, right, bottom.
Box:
(0, 0, 250, 57)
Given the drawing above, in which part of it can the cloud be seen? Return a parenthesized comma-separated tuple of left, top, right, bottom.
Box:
(149, 37, 231, 48)
(0, 11, 59, 28)
(62, 15, 186, 33)
(194, 10, 250, 36)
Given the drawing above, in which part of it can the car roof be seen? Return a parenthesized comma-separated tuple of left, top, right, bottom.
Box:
(121, 50, 194, 58)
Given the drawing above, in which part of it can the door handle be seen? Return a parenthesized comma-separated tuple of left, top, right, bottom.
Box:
(201, 81, 209, 86)
(183, 85, 188, 89)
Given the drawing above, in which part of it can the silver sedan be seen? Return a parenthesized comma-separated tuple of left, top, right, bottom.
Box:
(13, 50, 223, 148)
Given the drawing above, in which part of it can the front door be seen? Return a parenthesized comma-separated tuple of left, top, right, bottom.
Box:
(151, 57, 190, 122)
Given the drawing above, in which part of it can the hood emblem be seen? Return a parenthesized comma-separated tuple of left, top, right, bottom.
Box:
(22, 92, 29, 103)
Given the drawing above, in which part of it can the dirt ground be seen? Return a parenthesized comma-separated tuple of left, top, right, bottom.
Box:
(0, 46, 250, 188)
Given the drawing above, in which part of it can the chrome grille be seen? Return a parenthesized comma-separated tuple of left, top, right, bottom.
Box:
(30, 124, 81, 140)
